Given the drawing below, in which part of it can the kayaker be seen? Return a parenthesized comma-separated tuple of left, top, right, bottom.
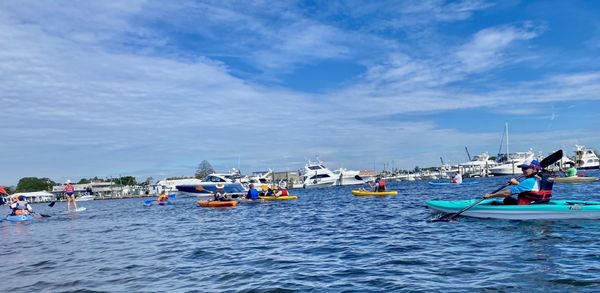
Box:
(64, 179, 78, 211)
(246, 183, 259, 200)
(484, 159, 553, 205)
(265, 185, 275, 196)
(274, 186, 289, 197)
(451, 171, 463, 184)
(10, 195, 33, 216)
(213, 183, 229, 201)
(563, 162, 578, 177)
(368, 176, 387, 192)
(157, 190, 169, 203)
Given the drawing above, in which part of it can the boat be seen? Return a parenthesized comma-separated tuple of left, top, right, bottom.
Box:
(351, 190, 398, 196)
(553, 177, 599, 183)
(459, 153, 499, 177)
(240, 170, 273, 190)
(489, 151, 537, 176)
(258, 195, 298, 201)
(196, 200, 238, 207)
(7, 214, 33, 222)
(332, 168, 367, 186)
(427, 199, 600, 220)
(575, 145, 600, 170)
(427, 181, 480, 186)
(153, 178, 203, 194)
(299, 159, 337, 188)
(176, 173, 246, 196)
(77, 195, 95, 201)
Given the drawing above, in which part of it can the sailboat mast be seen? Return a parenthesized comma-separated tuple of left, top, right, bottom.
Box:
(506, 122, 514, 175)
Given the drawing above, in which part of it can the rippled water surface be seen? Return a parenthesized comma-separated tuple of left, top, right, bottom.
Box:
(2, 172, 600, 292)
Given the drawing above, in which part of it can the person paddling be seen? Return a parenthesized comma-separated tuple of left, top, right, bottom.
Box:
(10, 195, 33, 216)
(64, 180, 77, 211)
(368, 176, 386, 192)
(451, 171, 463, 184)
(274, 186, 289, 197)
(484, 160, 554, 205)
(212, 183, 229, 201)
(562, 162, 578, 178)
(246, 183, 259, 200)
(157, 190, 169, 203)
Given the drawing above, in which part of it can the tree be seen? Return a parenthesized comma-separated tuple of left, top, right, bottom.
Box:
(144, 177, 154, 186)
(195, 160, 215, 179)
(78, 178, 91, 184)
(15, 177, 56, 192)
(413, 166, 421, 173)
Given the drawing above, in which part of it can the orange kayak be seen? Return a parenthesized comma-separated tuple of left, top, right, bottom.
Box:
(197, 200, 238, 208)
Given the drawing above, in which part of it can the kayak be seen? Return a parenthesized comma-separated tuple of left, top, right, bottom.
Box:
(351, 190, 398, 196)
(259, 196, 298, 201)
(427, 199, 600, 220)
(553, 177, 599, 183)
(7, 214, 33, 222)
(428, 181, 480, 186)
(157, 201, 173, 206)
(197, 200, 238, 207)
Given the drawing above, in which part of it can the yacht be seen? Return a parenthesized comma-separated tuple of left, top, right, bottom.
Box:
(332, 168, 367, 186)
(240, 170, 273, 190)
(176, 173, 246, 196)
(300, 159, 337, 188)
(153, 178, 203, 194)
(575, 145, 600, 169)
(489, 150, 536, 176)
(77, 195, 95, 201)
(459, 153, 499, 177)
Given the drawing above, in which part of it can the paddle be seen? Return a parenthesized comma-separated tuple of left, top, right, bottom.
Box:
(48, 201, 56, 207)
(32, 212, 51, 218)
(168, 193, 176, 199)
(429, 149, 563, 222)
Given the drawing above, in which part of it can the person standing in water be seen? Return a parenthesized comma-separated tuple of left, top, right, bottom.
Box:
(64, 179, 77, 211)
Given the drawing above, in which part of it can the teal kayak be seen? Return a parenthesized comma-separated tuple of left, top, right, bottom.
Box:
(7, 214, 33, 222)
(427, 199, 600, 220)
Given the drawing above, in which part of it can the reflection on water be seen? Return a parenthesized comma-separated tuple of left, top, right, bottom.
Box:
(1, 172, 600, 292)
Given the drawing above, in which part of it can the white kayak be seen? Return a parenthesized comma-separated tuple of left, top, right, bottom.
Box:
(553, 177, 598, 183)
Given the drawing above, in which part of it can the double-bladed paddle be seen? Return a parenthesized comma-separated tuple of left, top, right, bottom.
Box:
(429, 149, 563, 222)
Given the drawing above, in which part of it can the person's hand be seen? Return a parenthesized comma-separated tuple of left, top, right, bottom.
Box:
(484, 193, 494, 199)
(508, 178, 519, 185)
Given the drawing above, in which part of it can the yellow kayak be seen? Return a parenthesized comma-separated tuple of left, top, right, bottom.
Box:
(259, 195, 298, 201)
(351, 190, 398, 196)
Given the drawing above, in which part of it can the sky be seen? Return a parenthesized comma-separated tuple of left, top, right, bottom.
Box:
(1, 0, 600, 185)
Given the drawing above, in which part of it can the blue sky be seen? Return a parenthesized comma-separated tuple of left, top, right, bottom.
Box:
(1, 0, 600, 185)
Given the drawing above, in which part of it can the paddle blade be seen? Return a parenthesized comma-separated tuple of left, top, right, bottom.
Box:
(48, 201, 56, 207)
(143, 200, 153, 205)
(168, 193, 176, 199)
(540, 149, 563, 168)
(427, 213, 458, 223)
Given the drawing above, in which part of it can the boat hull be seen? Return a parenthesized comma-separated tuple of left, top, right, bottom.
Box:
(427, 199, 600, 220)
(197, 200, 237, 208)
(177, 183, 246, 196)
(259, 196, 298, 201)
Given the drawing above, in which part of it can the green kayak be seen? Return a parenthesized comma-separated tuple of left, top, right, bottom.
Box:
(426, 199, 600, 220)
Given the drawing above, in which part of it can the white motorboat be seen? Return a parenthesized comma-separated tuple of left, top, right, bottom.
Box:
(153, 178, 203, 194)
(489, 150, 536, 176)
(575, 145, 600, 170)
(459, 153, 499, 177)
(77, 195, 95, 201)
(333, 168, 367, 186)
(300, 159, 337, 188)
(176, 173, 246, 196)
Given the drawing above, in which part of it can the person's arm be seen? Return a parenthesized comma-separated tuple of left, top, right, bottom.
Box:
(484, 189, 512, 198)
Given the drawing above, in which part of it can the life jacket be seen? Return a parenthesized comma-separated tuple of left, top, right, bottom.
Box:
(247, 189, 259, 200)
(517, 172, 553, 205)
(377, 179, 386, 192)
(12, 200, 31, 214)
(14, 209, 30, 215)
(280, 189, 289, 196)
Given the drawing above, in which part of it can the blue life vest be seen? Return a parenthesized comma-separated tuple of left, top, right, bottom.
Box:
(247, 189, 259, 200)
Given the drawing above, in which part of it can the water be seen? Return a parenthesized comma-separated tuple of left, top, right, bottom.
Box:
(2, 173, 600, 292)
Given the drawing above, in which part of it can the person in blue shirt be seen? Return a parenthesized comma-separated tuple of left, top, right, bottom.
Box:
(246, 183, 259, 200)
(484, 159, 553, 205)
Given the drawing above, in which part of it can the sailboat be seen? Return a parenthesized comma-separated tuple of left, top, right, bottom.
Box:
(489, 123, 536, 176)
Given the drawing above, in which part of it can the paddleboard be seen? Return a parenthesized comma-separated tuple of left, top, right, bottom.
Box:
(66, 207, 87, 213)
